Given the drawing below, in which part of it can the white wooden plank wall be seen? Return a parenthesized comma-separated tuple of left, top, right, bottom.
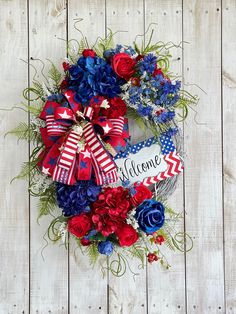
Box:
(0, 1, 235, 313)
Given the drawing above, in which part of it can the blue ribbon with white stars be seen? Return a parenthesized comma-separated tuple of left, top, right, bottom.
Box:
(114, 135, 175, 159)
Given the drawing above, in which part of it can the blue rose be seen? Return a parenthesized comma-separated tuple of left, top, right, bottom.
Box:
(135, 199, 165, 234)
(98, 240, 113, 256)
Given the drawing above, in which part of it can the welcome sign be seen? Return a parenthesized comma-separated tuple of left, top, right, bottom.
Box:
(114, 136, 184, 186)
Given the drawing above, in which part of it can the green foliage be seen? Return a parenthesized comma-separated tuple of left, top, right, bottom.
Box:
(94, 29, 115, 57)
(175, 90, 199, 120)
(127, 243, 146, 268)
(11, 158, 39, 182)
(156, 228, 176, 251)
(47, 215, 68, 243)
(6, 122, 37, 142)
(67, 38, 88, 63)
(32, 81, 45, 100)
(37, 183, 57, 219)
(47, 61, 62, 90)
(86, 243, 100, 265)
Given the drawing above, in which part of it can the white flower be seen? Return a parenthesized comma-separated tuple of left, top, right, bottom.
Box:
(126, 208, 139, 230)
(58, 222, 68, 244)
(100, 99, 110, 109)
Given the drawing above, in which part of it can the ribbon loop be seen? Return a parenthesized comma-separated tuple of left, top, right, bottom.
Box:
(39, 94, 129, 185)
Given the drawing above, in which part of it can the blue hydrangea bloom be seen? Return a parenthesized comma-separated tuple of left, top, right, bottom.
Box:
(68, 56, 122, 105)
(56, 180, 101, 217)
(98, 240, 113, 256)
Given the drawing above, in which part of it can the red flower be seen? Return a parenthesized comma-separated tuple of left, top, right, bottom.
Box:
(153, 65, 171, 82)
(82, 49, 97, 58)
(80, 237, 92, 246)
(91, 187, 132, 237)
(131, 77, 141, 86)
(131, 184, 152, 206)
(89, 95, 106, 118)
(115, 224, 139, 247)
(62, 62, 70, 71)
(153, 64, 164, 77)
(60, 79, 69, 91)
(147, 252, 159, 263)
(155, 235, 165, 245)
(67, 214, 92, 238)
(112, 53, 136, 81)
(101, 97, 127, 118)
(136, 54, 144, 62)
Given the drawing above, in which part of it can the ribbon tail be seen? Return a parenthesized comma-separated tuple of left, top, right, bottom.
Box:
(91, 152, 118, 186)
(52, 130, 80, 185)
(83, 122, 118, 178)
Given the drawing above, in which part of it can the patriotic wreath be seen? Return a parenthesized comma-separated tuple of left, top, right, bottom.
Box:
(10, 29, 197, 276)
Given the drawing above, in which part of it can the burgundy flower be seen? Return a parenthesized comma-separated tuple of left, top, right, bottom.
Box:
(82, 49, 97, 58)
(101, 97, 127, 118)
(91, 187, 132, 236)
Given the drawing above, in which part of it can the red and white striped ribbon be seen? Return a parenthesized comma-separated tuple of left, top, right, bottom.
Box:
(91, 153, 118, 186)
(108, 117, 124, 136)
(83, 122, 117, 176)
(46, 115, 68, 136)
(52, 158, 76, 185)
(57, 131, 81, 170)
(83, 107, 94, 120)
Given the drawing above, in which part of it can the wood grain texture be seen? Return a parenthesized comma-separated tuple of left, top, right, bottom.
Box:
(183, 0, 225, 313)
(222, 1, 236, 313)
(0, 1, 29, 313)
(106, 1, 147, 314)
(67, 1, 108, 314)
(1, 0, 236, 312)
(29, 1, 68, 313)
(145, 1, 186, 313)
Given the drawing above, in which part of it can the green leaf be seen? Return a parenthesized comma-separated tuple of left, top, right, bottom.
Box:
(37, 185, 57, 219)
(127, 244, 146, 268)
(48, 62, 62, 89)
(94, 29, 115, 57)
(86, 243, 99, 265)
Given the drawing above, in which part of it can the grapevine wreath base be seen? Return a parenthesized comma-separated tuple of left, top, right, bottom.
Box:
(9, 28, 196, 276)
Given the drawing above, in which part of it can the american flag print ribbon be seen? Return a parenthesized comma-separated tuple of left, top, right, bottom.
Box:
(38, 91, 129, 185)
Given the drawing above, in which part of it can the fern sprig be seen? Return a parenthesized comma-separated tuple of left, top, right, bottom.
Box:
(6, 122, 40, 143)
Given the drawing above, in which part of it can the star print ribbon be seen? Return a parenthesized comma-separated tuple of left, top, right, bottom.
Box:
(38, 91, 129, 185)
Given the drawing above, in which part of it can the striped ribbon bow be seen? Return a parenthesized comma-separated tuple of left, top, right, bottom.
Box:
(38, 90, 127, 186)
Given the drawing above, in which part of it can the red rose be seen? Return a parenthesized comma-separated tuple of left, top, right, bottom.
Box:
(91, 187, 132, 236)
(131, 184, 153, 206)
(112, 53, 136, 81)
(67, 214, 92, 238)
(115, 224, 139, 247)
(101, 97, 127, 118)
(82, 49, 97, 58)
